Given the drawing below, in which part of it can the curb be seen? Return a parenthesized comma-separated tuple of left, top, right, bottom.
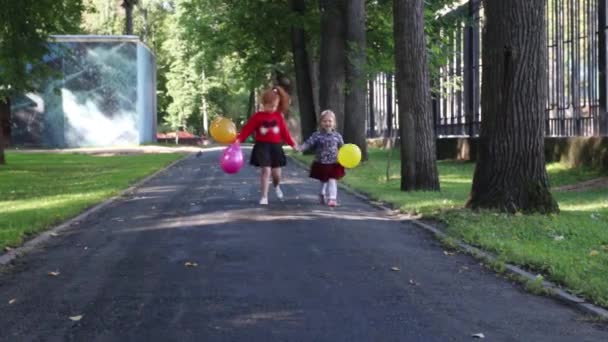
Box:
(0, 153, 194, 266)
(288, 155, 608, 320)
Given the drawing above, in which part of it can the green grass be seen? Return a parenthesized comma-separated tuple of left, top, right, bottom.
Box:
(292, 149, 608, 307)
(0, 152, 184, 250)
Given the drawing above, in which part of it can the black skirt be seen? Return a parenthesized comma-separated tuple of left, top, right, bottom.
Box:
(250, 142, 287, 167)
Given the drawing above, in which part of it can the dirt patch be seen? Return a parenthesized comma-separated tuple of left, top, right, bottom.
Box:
(554, 177, 608, 192)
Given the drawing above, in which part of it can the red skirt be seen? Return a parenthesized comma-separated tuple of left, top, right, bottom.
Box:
(309, 161, 345, 182)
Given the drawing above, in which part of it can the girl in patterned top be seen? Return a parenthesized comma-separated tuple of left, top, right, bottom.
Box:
(298, 110, 345, 207)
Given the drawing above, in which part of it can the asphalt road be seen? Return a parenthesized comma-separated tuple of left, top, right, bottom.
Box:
(1, 148, 607, 341)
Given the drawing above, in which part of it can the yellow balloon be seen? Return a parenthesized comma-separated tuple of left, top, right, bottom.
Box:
(210, 117, 237, 144)
(337, 143, 362, 169)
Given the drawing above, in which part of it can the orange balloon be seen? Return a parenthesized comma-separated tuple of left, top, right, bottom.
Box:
(210, 117, 237, 144)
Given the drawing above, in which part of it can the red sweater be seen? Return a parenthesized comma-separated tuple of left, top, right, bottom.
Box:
(237, 111, 296, 147)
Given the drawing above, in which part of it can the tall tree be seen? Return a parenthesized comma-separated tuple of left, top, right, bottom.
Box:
(393, 0, 440, 191)
(0, 0, 84, 165)
(343, 0, 368, 159)
(291, 0, 317, 140)
(319, 0, 346, 133)
(467, 0, 558, 213)
(122, 0, 137, 34)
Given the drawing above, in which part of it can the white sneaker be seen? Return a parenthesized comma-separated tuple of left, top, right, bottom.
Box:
(274, 186, 284, 200)
(259, 197, 268, 205)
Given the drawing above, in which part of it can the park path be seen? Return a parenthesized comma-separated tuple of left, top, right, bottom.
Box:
(1, 148, 607, 341)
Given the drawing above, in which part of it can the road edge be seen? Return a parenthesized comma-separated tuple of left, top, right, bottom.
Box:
(0, 153, 194, 266)
(288, 155, 608, 320)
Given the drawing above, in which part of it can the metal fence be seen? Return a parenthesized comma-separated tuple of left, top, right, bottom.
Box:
(366, 0, 608, 138)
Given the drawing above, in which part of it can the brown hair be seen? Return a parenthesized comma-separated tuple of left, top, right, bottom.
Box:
(261, 86, 290, 116)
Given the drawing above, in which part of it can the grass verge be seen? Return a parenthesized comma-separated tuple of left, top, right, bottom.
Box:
(0, 152, 184, 251)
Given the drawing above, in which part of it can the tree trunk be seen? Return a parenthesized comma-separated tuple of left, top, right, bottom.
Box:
(344, 0, 368, 161)
(393, 0, 440, 191)
(0, 126, 4, 165)
(122, 0, 136, 35)
(310, 58, 321, 117)
(0, 98, 9, 165)
(200, 69, 209, 136)
(467, 0, 558, 213)
(141, 6, 149, 43)
(247, 87, 255, 119)
(319, 0, 346, 133)
(291, 0, 317, 140)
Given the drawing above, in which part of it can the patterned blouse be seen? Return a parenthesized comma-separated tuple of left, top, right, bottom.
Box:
(300, 130, 344, 164)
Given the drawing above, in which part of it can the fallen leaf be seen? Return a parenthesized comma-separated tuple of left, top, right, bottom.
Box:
(390, 266, 400, 272)
(48, 271, 60, 277)
(590, 250, 599, 257)
(472, 332, 485, 339)
(69, 315, 83, 321)
(8, 298, 16, 305)
(184, 261, 198, 267)
(458, 266, 470, 273)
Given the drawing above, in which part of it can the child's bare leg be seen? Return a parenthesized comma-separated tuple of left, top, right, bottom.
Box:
(271, 167, 282, 187)
(260, 167, 271, 199)
(271, 167, 284, 199)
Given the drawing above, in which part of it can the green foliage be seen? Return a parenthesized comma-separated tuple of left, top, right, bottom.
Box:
(76, 0, 469, 133)
(80, 0, 123, 35)
(365, 0, 468, 81)
(179, 0, 296, 85)
(0, 0, 85, 100)
(366, 0, 394, 73)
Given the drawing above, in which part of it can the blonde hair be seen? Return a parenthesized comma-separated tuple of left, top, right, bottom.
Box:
(319, 110, 337, 131)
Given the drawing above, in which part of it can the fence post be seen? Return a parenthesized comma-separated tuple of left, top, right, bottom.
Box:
(600, 0, 608, 135)
(386, 73, 394, 137)
(368, 78, 375, 138)
(464, 0, 480, 138)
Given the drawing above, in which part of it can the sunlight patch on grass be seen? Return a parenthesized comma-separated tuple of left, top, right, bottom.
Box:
(0, 190, 109, 214)
(0, 152, 183, 250)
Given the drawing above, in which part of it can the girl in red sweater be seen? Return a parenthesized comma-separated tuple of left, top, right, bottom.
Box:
(236, 87, 297, 205)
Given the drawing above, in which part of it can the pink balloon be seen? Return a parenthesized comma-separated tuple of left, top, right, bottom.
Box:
(220, 143, 244, 174)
